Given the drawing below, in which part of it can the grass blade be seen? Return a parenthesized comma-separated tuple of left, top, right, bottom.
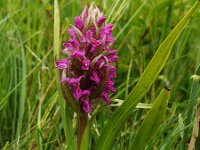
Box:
(181, 65, 200, 149)
(16, 29, 26, 149)
(96, 2, 199, 150)
(129, 89, 170, 150)
(115, 0, 147, 40)
(54, 0, 76, 149)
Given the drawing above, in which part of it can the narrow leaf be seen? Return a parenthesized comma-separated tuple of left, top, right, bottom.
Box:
(129, 89, 170, 150)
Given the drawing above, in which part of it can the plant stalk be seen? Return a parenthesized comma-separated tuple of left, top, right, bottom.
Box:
(77, 110, 88, 150)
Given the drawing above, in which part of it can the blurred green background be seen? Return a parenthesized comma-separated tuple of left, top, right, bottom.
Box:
(0, 0, 199, 149)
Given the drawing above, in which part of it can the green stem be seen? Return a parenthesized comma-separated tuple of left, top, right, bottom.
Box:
(77, 111, 88, 150)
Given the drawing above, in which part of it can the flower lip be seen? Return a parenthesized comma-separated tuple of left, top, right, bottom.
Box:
(56, 59, 69, 69)
(82, 99, 92, 112)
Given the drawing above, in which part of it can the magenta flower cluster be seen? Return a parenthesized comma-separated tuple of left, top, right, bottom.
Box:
(56, 5, 117, 113)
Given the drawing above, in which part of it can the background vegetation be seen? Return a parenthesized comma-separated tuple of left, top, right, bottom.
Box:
(0, 0, 200, 149)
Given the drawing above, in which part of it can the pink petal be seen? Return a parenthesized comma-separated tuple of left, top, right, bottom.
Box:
(75, 16, 84, 31)
(56, 59, 69, 69)
(68, 29, 76, 38)
(82, 99, 92, 113)
(90, 71, 101, 85)
(97, 16, 106, 27)
(102, 91, 111, 105)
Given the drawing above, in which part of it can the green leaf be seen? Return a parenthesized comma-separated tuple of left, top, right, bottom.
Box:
(96, 1, 199, 150)
(16, 24, 26, 149)
(129, 89, 170, 150)
(160, 116, 185, 150)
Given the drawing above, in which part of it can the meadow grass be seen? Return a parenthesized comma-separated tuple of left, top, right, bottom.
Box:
(0, 0, 200, 149)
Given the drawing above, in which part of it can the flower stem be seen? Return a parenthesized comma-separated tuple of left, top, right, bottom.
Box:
(77, 110, 88, 150)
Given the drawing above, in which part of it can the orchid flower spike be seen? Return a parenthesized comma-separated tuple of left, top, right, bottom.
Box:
(56, 5, 118, 113)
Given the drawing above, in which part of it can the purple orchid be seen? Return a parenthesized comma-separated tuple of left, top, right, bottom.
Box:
(56, 5, 118, 113)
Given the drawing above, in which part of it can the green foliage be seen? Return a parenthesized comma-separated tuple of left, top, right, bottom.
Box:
(97, 2, 199, 150)
(130, 89, 170, 150)
(0, 0, 200, 149)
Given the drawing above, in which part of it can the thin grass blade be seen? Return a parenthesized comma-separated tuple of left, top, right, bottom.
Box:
(182, 65, 200, 149)
(54, 0, 76, 149)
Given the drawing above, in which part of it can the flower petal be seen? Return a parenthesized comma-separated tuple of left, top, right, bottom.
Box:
(68, 29, 76, 38)
(90, 71, 101, 85)
(90, 39, 102, 52)
(106, 53, 118, 62)
(63, 39, 80, 51)
(81, 90, 92, 112)
(82, 59, 90, 70)
(102, 91, 111, 105)
(108, 65, 117, 78)
(82, 99, 92, 112)
(75, 16, 84, 31)
(71, 50, 85, 59)
(56, 59, 69, 69)
(72, 86, 83, 100)
(105, 79, 116, 92)
(97, 16, 106, 27)
(85, 30, 94, 43)
(65, 76, 83, 86)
